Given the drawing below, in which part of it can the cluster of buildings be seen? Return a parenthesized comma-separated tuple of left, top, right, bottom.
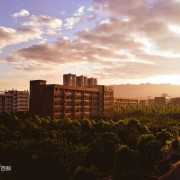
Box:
(2, 74, 180, 119)
(63, 74, 97, 87)
(139, 94, 180, 106)
(0, 90, 29, 113)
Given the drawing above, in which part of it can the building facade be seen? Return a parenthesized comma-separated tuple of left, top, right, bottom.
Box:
(139, 100, 148, 106)
(170, 97, 180, 105)
(30, 79, 113, 119)
(154, 96, 172, 105)
(114, 98, 138, 110)
(63, 74, 76, 86)
(5, 90, 29, 112)
(139, 99, 155, 106)
(0, 93, 13, 113)
(0, 90, 29, 113)
(63, 73, 97, 87)
(140, 94, 172, 106)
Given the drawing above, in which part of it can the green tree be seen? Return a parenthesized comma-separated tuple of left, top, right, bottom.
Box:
(156, 129, 173, 146)
(113, 145, 137, 180)
(70, 166, 98, 180)
(137, 134, 161, 177)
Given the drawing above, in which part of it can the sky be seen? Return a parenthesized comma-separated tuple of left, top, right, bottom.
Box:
(1, 0, 180, 90)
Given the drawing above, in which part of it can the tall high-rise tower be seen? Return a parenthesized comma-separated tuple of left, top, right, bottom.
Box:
(63, 74, 98, 87)
(63, 74, 76, 86)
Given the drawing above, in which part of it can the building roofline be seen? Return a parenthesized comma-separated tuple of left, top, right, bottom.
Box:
(30, 80, 46, 82)
(44, 84, 100, 92)
(114, 97, 138, 100)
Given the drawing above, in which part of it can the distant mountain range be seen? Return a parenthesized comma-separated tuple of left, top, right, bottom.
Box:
(112, 84, 180, 100)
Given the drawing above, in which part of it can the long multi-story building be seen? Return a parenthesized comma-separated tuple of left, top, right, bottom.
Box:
(154, 96, 172, 105)
(140, 96, 180, 106)
(0, 90, 29, 112)
(114, 98, 138, 110)
(30, 78, 113, 119)
(139, 94, 172, 106)
(139, 99, 155, 106)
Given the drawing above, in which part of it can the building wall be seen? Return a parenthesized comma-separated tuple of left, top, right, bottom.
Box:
(63, 74, 98, 87)
(139, 96, 171, 106)
(148, 99, 155, 105)
(0, 90, 29, 113)
(88, 78, 95, 86)
(87, 85, 114, 116)
(63, 74, 76, 86)
(6, 90, 29, 112)
(139, 99, 154, 106)
(139, 100, 148, 106)
(103, 86, 114, 116)
(76, 75, 85, 87)
(170, 97, 180, 105)
(154, 96, 172, 105)
(53, 85, 100, 119)
(0, 94, 13, 113)
(30, 80, 46, 115)
(30, 81, 114, 119)
(114, 98, 138, 109)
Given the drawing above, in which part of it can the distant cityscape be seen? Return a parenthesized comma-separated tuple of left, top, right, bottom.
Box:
(1, 74, 180, 118)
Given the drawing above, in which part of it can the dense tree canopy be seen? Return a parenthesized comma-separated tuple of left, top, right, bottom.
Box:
(0, 106, 179, 180)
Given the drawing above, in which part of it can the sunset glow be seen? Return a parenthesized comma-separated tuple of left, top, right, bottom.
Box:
(1, 0, 180, 90)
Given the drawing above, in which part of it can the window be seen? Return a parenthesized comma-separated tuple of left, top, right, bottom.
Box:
(66, 96, 73, 100)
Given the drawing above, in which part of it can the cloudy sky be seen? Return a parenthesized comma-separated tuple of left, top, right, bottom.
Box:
(1, 0, 180, 90)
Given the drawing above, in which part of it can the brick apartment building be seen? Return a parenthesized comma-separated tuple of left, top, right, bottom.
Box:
(114, 98, 138, 109)
(0, 93, 13, 113)
(139, 99, 155, 106)
(30, 75, 113, 119)
(0, 90, 29, 113)
(154, 96, 172, 105)
(139, 94, 172, 106)
(171, 97, 180, 105)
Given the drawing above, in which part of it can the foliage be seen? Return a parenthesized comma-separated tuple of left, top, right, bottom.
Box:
(0, 109, 179, 179)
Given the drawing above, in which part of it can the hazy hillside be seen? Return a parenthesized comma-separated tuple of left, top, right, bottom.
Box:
(112, 84, 180, 100)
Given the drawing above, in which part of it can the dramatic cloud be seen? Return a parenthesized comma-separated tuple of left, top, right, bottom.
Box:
(23, 15, 62, 35)
(6, 37, 96, 64)
(92, 0, 180, 44)
(12, 9, 30, 18)
(3, 0, 180, 84)
(64, 17, 82, 29)
(0, 26, 42, 49)
(73, 6, 85, 16)
(87, 6, 99, 21)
